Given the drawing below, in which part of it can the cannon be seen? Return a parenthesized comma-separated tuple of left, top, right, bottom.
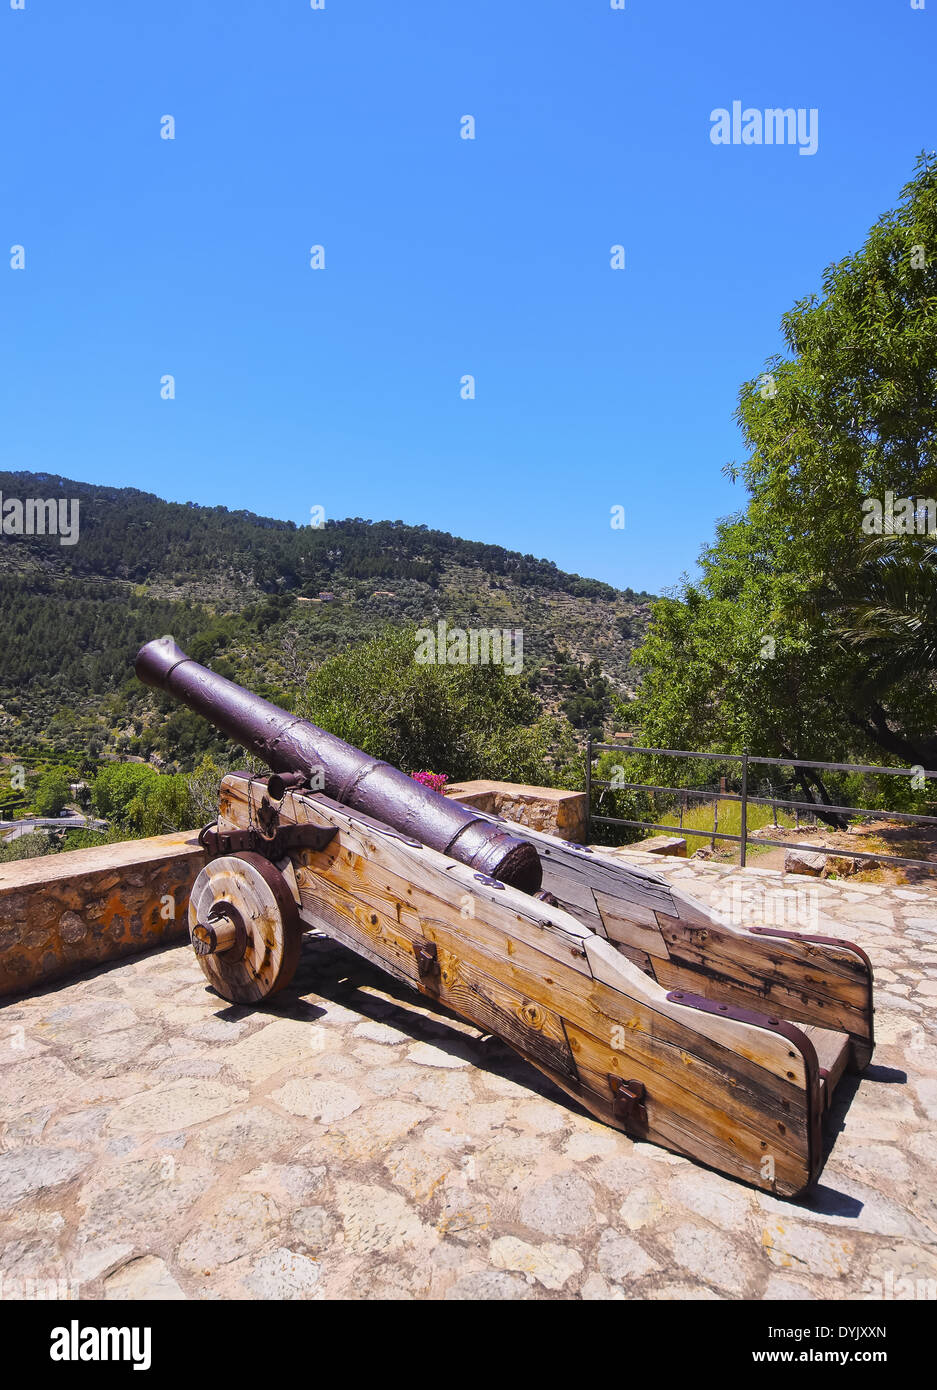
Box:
(135, 635, 541, 892)
(137, 638, 875, 1197)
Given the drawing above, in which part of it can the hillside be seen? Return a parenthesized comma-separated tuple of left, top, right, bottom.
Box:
(0, 470, 653, 770)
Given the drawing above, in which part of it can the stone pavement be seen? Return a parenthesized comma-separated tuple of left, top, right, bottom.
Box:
(1, 851, 935, 1301)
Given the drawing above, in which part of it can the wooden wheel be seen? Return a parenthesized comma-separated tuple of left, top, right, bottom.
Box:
(187, 852, 303, 1003)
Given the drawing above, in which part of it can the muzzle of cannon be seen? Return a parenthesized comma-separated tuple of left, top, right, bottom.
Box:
(134, 635, 542, 893)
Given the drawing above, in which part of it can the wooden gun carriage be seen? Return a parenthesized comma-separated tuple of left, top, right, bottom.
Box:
(136, 637, 875, 1198)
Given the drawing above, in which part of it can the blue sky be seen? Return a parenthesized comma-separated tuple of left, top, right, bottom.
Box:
(1, 1, 934, 594)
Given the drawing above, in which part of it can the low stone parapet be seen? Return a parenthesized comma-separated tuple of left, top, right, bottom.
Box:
(0, 831, 207, 998)
(444, 779, 588, 843)
(639, 834, 688, 857)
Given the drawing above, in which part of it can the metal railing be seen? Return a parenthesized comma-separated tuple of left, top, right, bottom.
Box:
(585, 740, 937, 871)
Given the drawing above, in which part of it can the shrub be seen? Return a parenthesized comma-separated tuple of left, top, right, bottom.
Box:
(301, 626, 577, 786)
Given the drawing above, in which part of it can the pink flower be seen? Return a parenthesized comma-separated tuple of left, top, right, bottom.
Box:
(411, 770, 449, 794)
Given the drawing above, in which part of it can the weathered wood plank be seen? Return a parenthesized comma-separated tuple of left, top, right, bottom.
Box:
(484, 812, 873, 1071)
(593, 890, 669, 954)
(584, 936, 809, 1087)
(564, 1019, 808, 1180)
(532, 839, 681, 918)
(649, 916, 872, 1062)
(419, 917, 578, 1082)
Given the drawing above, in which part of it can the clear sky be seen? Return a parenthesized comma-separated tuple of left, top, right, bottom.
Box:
(1, 1, 934, 594)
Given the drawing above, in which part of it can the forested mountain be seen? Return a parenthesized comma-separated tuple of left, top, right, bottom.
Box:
(0, 471, 651, 771)
(0, 471, 630, 599)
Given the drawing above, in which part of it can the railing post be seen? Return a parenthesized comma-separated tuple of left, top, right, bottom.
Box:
(740, 747, 749, 868)
(585, 736, 592, 839)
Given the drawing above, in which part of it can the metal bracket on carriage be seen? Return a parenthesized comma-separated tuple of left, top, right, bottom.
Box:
(198, 820, 338, 863)
(664, 988, 821, 1064)
(412, 938, 440, 983)
(607, 1075, 648, 1132)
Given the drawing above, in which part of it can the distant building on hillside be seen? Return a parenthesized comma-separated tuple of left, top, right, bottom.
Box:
(318, 592, 336, 602)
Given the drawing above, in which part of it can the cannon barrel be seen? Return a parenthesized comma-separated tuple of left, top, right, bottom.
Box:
(135, 636, 542, 893)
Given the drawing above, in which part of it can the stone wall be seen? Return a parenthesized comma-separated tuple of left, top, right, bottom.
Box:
(444, 779, 588, 843)
(0, 831, 207, 999)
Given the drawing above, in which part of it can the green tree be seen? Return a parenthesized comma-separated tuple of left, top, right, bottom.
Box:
(632, 154, 937, 796)
(92, 762, 161, 822)
(0, 831, 54, 863)
(91, 761, 199, 836)
(32, 767, 71, 818)
(792, 534, 937, 766)
(185, 754, 225, 827)
(301, 626, 577, 786)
